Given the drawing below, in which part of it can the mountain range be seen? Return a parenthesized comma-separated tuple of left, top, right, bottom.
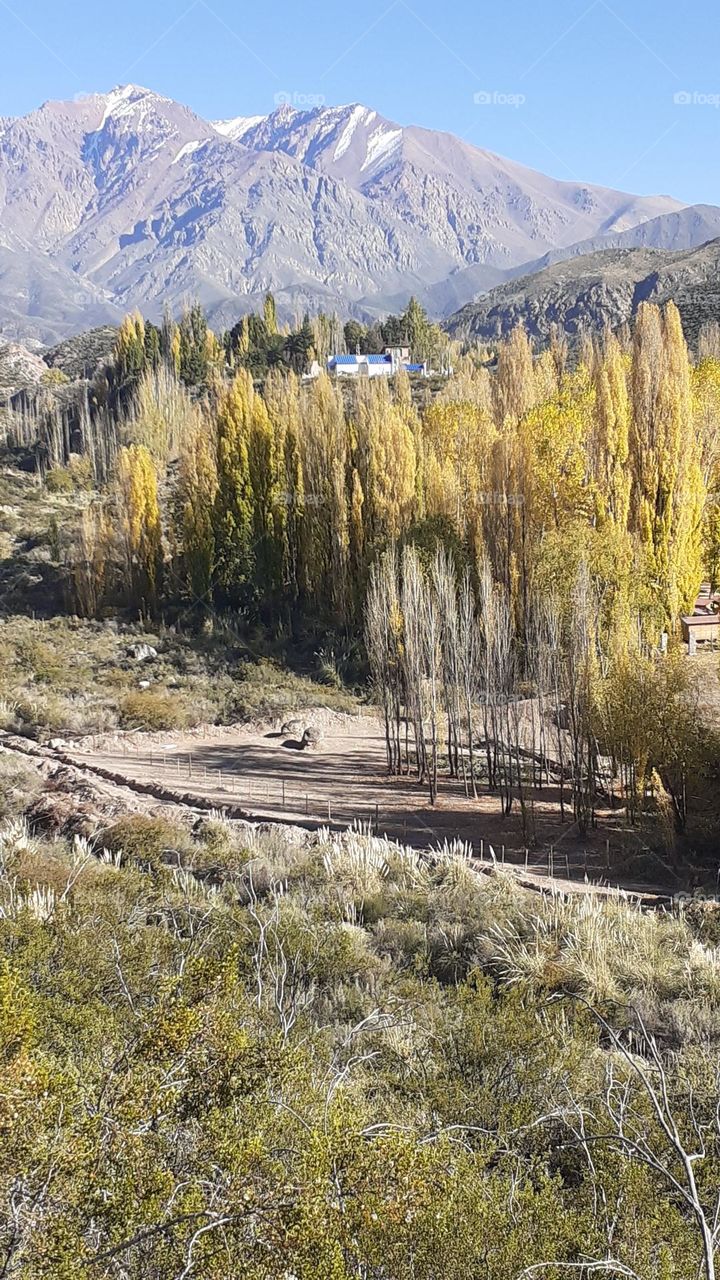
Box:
(2, 84, 717, 344)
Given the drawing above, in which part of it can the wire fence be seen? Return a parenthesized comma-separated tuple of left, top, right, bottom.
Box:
(75, 742, 641, 884)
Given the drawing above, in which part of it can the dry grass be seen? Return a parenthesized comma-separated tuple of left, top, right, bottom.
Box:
(0, 614, 356, 741)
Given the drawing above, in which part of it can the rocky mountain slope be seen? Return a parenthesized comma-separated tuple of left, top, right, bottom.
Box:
(0, 340, 48, 394)
(445, 239, 720, 346)
(0, 227, 120, 345)
(0, 85, 692, 340)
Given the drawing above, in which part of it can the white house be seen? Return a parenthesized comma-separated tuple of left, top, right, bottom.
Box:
(327, 350, 427, 378)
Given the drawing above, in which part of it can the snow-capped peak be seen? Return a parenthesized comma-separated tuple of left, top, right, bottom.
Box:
(99, 84, 171, 128)
(361, 124, 402, 174)
(209, 100, 402, 181)
(213, 114, 267, 143)
(334, 105, 376, 160)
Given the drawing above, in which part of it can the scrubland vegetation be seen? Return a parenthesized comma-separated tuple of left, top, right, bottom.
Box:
(2, 746, 720, 1279)
(0, 611, 354, 738)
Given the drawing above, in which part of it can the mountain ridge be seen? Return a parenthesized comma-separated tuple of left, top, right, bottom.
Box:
(0, 83, 710, 341)
(444, 237, 720, 347)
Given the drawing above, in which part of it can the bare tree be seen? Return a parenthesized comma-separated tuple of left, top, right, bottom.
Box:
(366, 547, 403, 775)
(457, 567, 480, 799)
(557, 999, 720, 1280)
(432, 548, 467, 791)
(401, 545, 429, 786)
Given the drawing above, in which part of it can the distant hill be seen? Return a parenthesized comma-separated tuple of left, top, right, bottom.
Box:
(504, 204, 720, 279)
(43, 327, 120, 382)
(0, 340, 48, 395)
(0, 229, 120, 346)
(444, 239, 720, 347)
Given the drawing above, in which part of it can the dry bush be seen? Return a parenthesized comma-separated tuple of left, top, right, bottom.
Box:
(0, 758, 42, 820)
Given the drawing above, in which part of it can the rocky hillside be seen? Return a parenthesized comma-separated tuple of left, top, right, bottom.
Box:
(0, 85, 690, 340)
(43, 326, 119, 381)
(0, 228, 120, 346)
(445, 239, 720, 347)
(0, 341, 48, 394)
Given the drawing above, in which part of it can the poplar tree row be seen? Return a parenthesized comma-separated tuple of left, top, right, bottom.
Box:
(75, 300, 719, 647)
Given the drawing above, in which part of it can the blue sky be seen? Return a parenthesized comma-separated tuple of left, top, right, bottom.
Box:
(2, 0, 719, 204)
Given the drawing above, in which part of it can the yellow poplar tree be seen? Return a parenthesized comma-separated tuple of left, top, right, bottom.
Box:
(176, 425, 218, 605)
(115, 444, 162, 613)
(213, 372, 254, 601)
(630, 302, 704, 622)
(116, 311, 146, 379)
(592, 334, 631, 530)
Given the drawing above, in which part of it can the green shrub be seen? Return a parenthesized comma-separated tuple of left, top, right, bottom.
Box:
(119, 690, 186, 731)
(44, 467, 75, 494)
(196, 817, 235, 862)
(14, 635, 64, 684)
(40, 368, 70, 387)
(685, 899, 720, 947)
(44, 456, 92, 493)
(101, 815, 192, 869)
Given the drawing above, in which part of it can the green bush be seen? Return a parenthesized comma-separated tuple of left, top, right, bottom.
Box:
(101, 815, 192, 869)
(44, 467, 75, 494)
(14, 635, 64, 685)
(119, 690, 186, 731)
(44, 456, 92, 493)
(40, 367, 70, 387)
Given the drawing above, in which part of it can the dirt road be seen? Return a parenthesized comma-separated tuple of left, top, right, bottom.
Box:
(58, 708, 667, 892)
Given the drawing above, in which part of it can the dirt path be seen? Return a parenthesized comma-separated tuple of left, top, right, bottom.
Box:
(1, 707, 672, 903)
(67, 710, 585, 856)
(0, 730, 669, 905)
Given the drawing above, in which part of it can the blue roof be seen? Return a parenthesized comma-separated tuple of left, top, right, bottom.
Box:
(328, 353, 394, 365)
(404, 363, 424, 372)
